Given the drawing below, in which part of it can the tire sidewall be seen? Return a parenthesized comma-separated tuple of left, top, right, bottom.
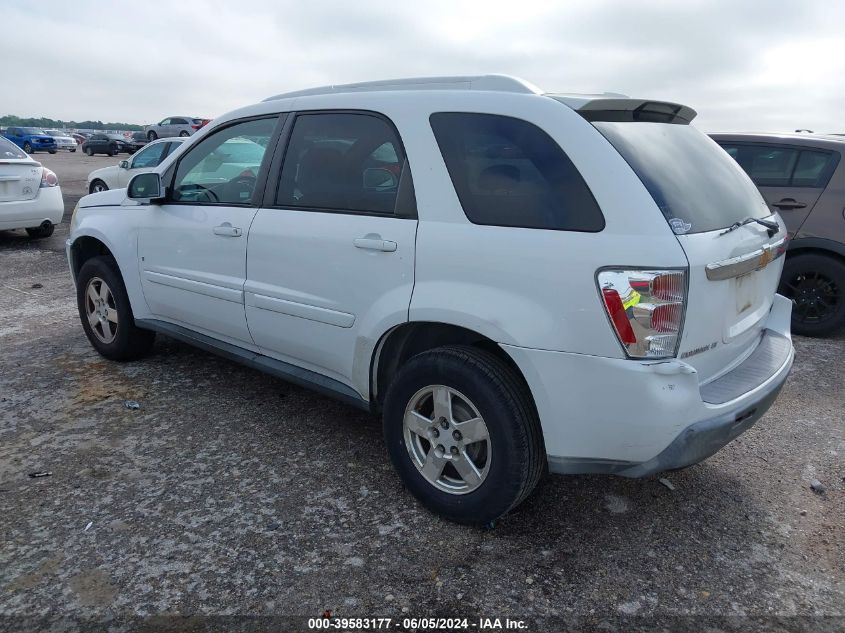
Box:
(76, 257, 137, 358)
(384, 351, 530, 524)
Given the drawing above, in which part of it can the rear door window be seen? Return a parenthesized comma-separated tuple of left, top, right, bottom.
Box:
(430, 113, 603, 231)
(718, 143, 839, 188)
(276, 112, 407, 215)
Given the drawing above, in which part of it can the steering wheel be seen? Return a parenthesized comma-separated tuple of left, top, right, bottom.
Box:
(226, 174, 257, 203)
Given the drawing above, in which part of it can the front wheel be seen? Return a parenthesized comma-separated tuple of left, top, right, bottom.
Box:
(108, 146, 116, 156)
(383, 345, 545, 525)
(48, 150, 56, 154)
(76, 256, 155, 360)
(147, 131, 157, 141)
(780, 253, 845, 336)
(89, 179, 108, 194)
(23, 142, 32, 153)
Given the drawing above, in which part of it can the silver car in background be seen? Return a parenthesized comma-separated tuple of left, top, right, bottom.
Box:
(43, 130, 77, 152)
(144, 117, 209, 141)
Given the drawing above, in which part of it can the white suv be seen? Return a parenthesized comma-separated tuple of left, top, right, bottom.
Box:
(67, 75, 794, 524)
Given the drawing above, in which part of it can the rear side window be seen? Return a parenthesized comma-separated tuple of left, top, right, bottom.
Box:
(276, 112, 407, 215)
(718, 143, 839, 188)
(0, 135, 28, 159)
(430, 113, 603, 231)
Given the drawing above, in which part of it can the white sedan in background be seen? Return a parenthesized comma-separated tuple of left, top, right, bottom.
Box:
(87, 137, 185, 193)
(0, 135, 63, 238)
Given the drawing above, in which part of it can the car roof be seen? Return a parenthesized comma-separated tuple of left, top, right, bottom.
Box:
(710, 132, 845, 151)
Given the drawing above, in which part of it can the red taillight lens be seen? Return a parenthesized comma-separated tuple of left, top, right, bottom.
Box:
(191, 125, 200, 130)
(601, 288, 637, 344)
(40, 167, 58, 187)
(598, 269, 687, 359)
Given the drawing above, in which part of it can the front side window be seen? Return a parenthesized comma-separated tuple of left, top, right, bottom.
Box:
(276, 113, 405, 214)
(131, 142, 168, 169)
(430, 113, 604, 231)
(171, 117, 276, 205)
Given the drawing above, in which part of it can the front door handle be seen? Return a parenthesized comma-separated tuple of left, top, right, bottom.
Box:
(772, 198, 807, 210)
(213, 223, 243, 237)
(353, 237, 397, 252)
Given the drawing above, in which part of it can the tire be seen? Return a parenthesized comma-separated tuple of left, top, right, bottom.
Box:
(89, 179, 108, 194)
(780, 253, 845, 337)
(147, 131, 157, 141)
(70, 148, 76, 153)
(383, 345, 545, 525)
(48, 150, 56, 154)
(85, 147, 94, 156)
(25, 223, 54, 238)
(76, 256, 155, 361)
(108, 146, 116, 157)
(23, 142, 32, 153)
(179, 131, 190, 137)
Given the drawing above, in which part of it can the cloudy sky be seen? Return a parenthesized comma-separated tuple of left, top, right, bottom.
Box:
(3, 0, 844, 132)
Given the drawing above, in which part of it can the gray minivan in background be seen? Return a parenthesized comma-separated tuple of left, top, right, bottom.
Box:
(711, 133, 845, 336)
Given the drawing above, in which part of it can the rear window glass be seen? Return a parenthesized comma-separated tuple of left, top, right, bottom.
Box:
(594, 122, 770, 234)
(0, 136, 28, 159)
(430, 113, 604, 231)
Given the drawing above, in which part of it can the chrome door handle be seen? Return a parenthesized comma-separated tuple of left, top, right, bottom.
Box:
(213, 223, 242, 237)
(353, 237, 397, 252)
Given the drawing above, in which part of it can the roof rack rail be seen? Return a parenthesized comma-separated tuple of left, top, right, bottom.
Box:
(263, 74, 543, 102)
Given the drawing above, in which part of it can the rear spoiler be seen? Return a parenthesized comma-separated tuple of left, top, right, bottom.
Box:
(551, 96, 697, 125)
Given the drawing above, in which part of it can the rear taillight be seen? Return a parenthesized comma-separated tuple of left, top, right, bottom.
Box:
(191, 125, 200, 130)
(40, 167, 58, 188)
(598, 269, 687, 359)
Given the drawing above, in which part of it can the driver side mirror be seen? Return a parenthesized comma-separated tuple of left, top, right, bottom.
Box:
(119, 160, 129, 169)
(127, 172, 163, 201)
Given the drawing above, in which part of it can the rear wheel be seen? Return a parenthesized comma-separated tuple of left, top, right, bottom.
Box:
(780, 253, 845, 336)
(179, 131, 189, 137)
(25, 222, 54, 239)
(108, 145, 116, 157)
(76, 256, 155, 360)
(48, 150, 56, 154)
(89, 179, 108, 194)
(383, 345, 544, 525)
(23, 142, 32, 153)
(147, 131, 157, 141)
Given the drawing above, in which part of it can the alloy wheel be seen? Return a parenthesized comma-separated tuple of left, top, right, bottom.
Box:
(84, 277, 119, 344)
(782, 270, 840, 325)
(403, 385, 491, 495)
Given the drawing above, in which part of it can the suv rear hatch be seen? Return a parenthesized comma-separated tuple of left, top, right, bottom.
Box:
(582, 103, 786, 383)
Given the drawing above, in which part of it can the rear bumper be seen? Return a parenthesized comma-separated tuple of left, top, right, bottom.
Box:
(502, 294, 794, 476)
(0, 186, 64, 230)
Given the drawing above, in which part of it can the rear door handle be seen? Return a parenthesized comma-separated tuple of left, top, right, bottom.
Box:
(772, 198, 807, 210)
(353, 237, 397, 252)
(213, 223, 243, 237)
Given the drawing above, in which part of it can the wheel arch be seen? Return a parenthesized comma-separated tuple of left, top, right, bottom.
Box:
(370, 321, 535, 413)
(69, 235, 117, 281)
(787, 237, 845, 263)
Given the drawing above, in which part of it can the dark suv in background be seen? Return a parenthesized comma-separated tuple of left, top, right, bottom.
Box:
(712, 133, 845, 336)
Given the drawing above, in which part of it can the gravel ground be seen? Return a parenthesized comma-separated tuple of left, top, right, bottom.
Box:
(0, 153, 843, 631)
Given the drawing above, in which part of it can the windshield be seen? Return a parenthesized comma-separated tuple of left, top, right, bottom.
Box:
(108, 134, 126, 141)
(594, 122, 770, 234)
(22, 127, 46, 135)
(44, 130, 63, 136)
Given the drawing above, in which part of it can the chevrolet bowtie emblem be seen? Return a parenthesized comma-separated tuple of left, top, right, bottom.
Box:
(758, 246, 773, 269)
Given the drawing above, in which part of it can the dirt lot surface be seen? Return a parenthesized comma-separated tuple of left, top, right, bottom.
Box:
(0, 152, 843, 631)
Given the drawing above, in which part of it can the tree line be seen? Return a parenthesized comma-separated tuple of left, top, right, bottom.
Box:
(0, 114, 143, 131)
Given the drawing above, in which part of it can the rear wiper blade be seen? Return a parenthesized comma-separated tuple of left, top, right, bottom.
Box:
(720, 217, 779, 237)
